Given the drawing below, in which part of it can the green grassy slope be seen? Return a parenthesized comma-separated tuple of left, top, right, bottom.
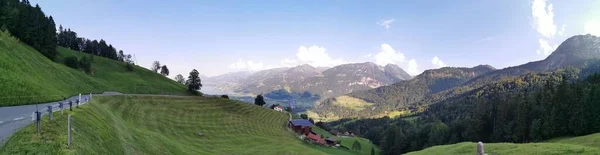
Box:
(406, 133, 600, 155)
(0, 31, 189, 106)
(0, 96, 358, 155)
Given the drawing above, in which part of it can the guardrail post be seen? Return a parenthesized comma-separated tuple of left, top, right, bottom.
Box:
(59, 102, 64, 115)
(68, 115, 72, 149)
(78, 94, 81, 103)
(69, 101, 73, 111)
(47, 106, 53, 121)
(36, 111, 41, 135)
(76, 99, 80, 108)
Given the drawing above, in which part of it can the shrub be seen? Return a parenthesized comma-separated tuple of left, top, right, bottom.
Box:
(220, 95, 229, 99)
(79, 56, 92, 73)
(64, 56, 79, 69)
(125, 63, 134, 72)
(300, 114, 308, 119)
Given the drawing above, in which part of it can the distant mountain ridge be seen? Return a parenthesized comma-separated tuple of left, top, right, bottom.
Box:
(309, 34, 600, 121)
(309, 65, 496, 120)
(205, 62, 412, 98)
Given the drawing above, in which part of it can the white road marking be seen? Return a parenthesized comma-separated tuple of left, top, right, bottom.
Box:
(13, 117, 24, 121)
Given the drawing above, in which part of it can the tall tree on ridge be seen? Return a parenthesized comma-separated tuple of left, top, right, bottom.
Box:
(175, 74, 185, 84)
(160, 65, 169, 76)
(151, 61, 161, 73)
(186, 69, 202, 92)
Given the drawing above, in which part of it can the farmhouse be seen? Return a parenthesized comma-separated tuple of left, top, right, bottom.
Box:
(288, 119, 313, 135)
(273, 105, 284, 112)
(330, 130, 341, 136)
(325, 137, 339, 146)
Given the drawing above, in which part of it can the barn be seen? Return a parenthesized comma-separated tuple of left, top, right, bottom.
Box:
(288, 119, 313, 135)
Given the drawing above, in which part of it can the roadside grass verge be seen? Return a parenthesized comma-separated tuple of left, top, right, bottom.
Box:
(0, 96, 358, 155)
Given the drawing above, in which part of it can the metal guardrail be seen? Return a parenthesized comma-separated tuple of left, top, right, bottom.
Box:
(0, 94, 92, 126)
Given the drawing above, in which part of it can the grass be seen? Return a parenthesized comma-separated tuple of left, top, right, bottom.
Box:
(0, 31, 190, 106)
(331, 96, 373, 111)
(0, 96, 359, 155)
(311, 126, 380, 155)
(338, 137, 381, 155)
(406, 133, 600, 155)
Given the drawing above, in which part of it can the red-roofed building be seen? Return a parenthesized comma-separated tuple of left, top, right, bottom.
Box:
(306, 132, 325, 145)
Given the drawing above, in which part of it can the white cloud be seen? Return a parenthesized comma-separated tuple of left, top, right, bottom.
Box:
(585, 20, 600, 36)
(536, 39, 557, 55)
(531, 0, 557, 38)
(406, 59, 419, 75)
(295, 45, 346, 67)
(431, 56, 446, 68)
(558, 25, 566, 36)
(230, 45, 345, 72)
(229, 59, 266, 71)
(377, 19, 395, 29)
(371, 43, 421, 75)
(531, 0, 562, 56)
(374, 43, 405, 66)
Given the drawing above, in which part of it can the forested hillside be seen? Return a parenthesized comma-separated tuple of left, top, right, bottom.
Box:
(312, 34, 600, 122)
(0, 0, 57, 59)
(0, 31, 190, 106)
(330, 63, 600, 154)
(0, 0, 190, 106)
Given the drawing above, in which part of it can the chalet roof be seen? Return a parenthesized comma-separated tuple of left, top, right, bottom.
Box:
(325, 137, 338, 142)
(307, 133, 325, 144)
(289, 119, 313, 127)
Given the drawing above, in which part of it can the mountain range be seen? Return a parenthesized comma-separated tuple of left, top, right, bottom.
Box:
(204, 62, 413, 98)
(309, 34, 600, 121)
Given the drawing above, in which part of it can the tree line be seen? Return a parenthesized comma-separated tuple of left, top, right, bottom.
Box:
(57, 25, 132, 62)
(331, 68, 600, 154)
(0, 0, 135, 64)
(0, 0, 57, 59)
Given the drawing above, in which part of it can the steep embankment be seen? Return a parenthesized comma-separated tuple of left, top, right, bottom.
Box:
(0, 96, 355, 155)
(0, 31, 189, 106)
(406, 133, 600, 155)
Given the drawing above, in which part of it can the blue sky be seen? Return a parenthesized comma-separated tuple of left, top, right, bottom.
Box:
(30, 0, 600, 77)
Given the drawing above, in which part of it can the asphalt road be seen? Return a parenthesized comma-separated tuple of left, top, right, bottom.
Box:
(0, 92, 123, 144)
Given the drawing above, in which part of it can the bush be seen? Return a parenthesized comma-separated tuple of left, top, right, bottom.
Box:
(300, 114, 308, 119)
(79, 56, 92, 73)
(220, 95, 229, 99)
(125, 63, 134, 72)
(64, 56, 79, 69)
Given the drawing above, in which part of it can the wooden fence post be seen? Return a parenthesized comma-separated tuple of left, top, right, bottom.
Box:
(477, 141, 485, 155)
(68, 115, 72, 149)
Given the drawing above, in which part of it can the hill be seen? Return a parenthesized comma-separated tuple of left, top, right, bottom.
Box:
(406, 133, 600, 155)
(0, 31, 189, 106)
(0, 96, 359, 155)
(309, 65, 496, 121)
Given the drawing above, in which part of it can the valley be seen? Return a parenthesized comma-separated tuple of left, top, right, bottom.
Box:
(1, 0, 600, 154)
